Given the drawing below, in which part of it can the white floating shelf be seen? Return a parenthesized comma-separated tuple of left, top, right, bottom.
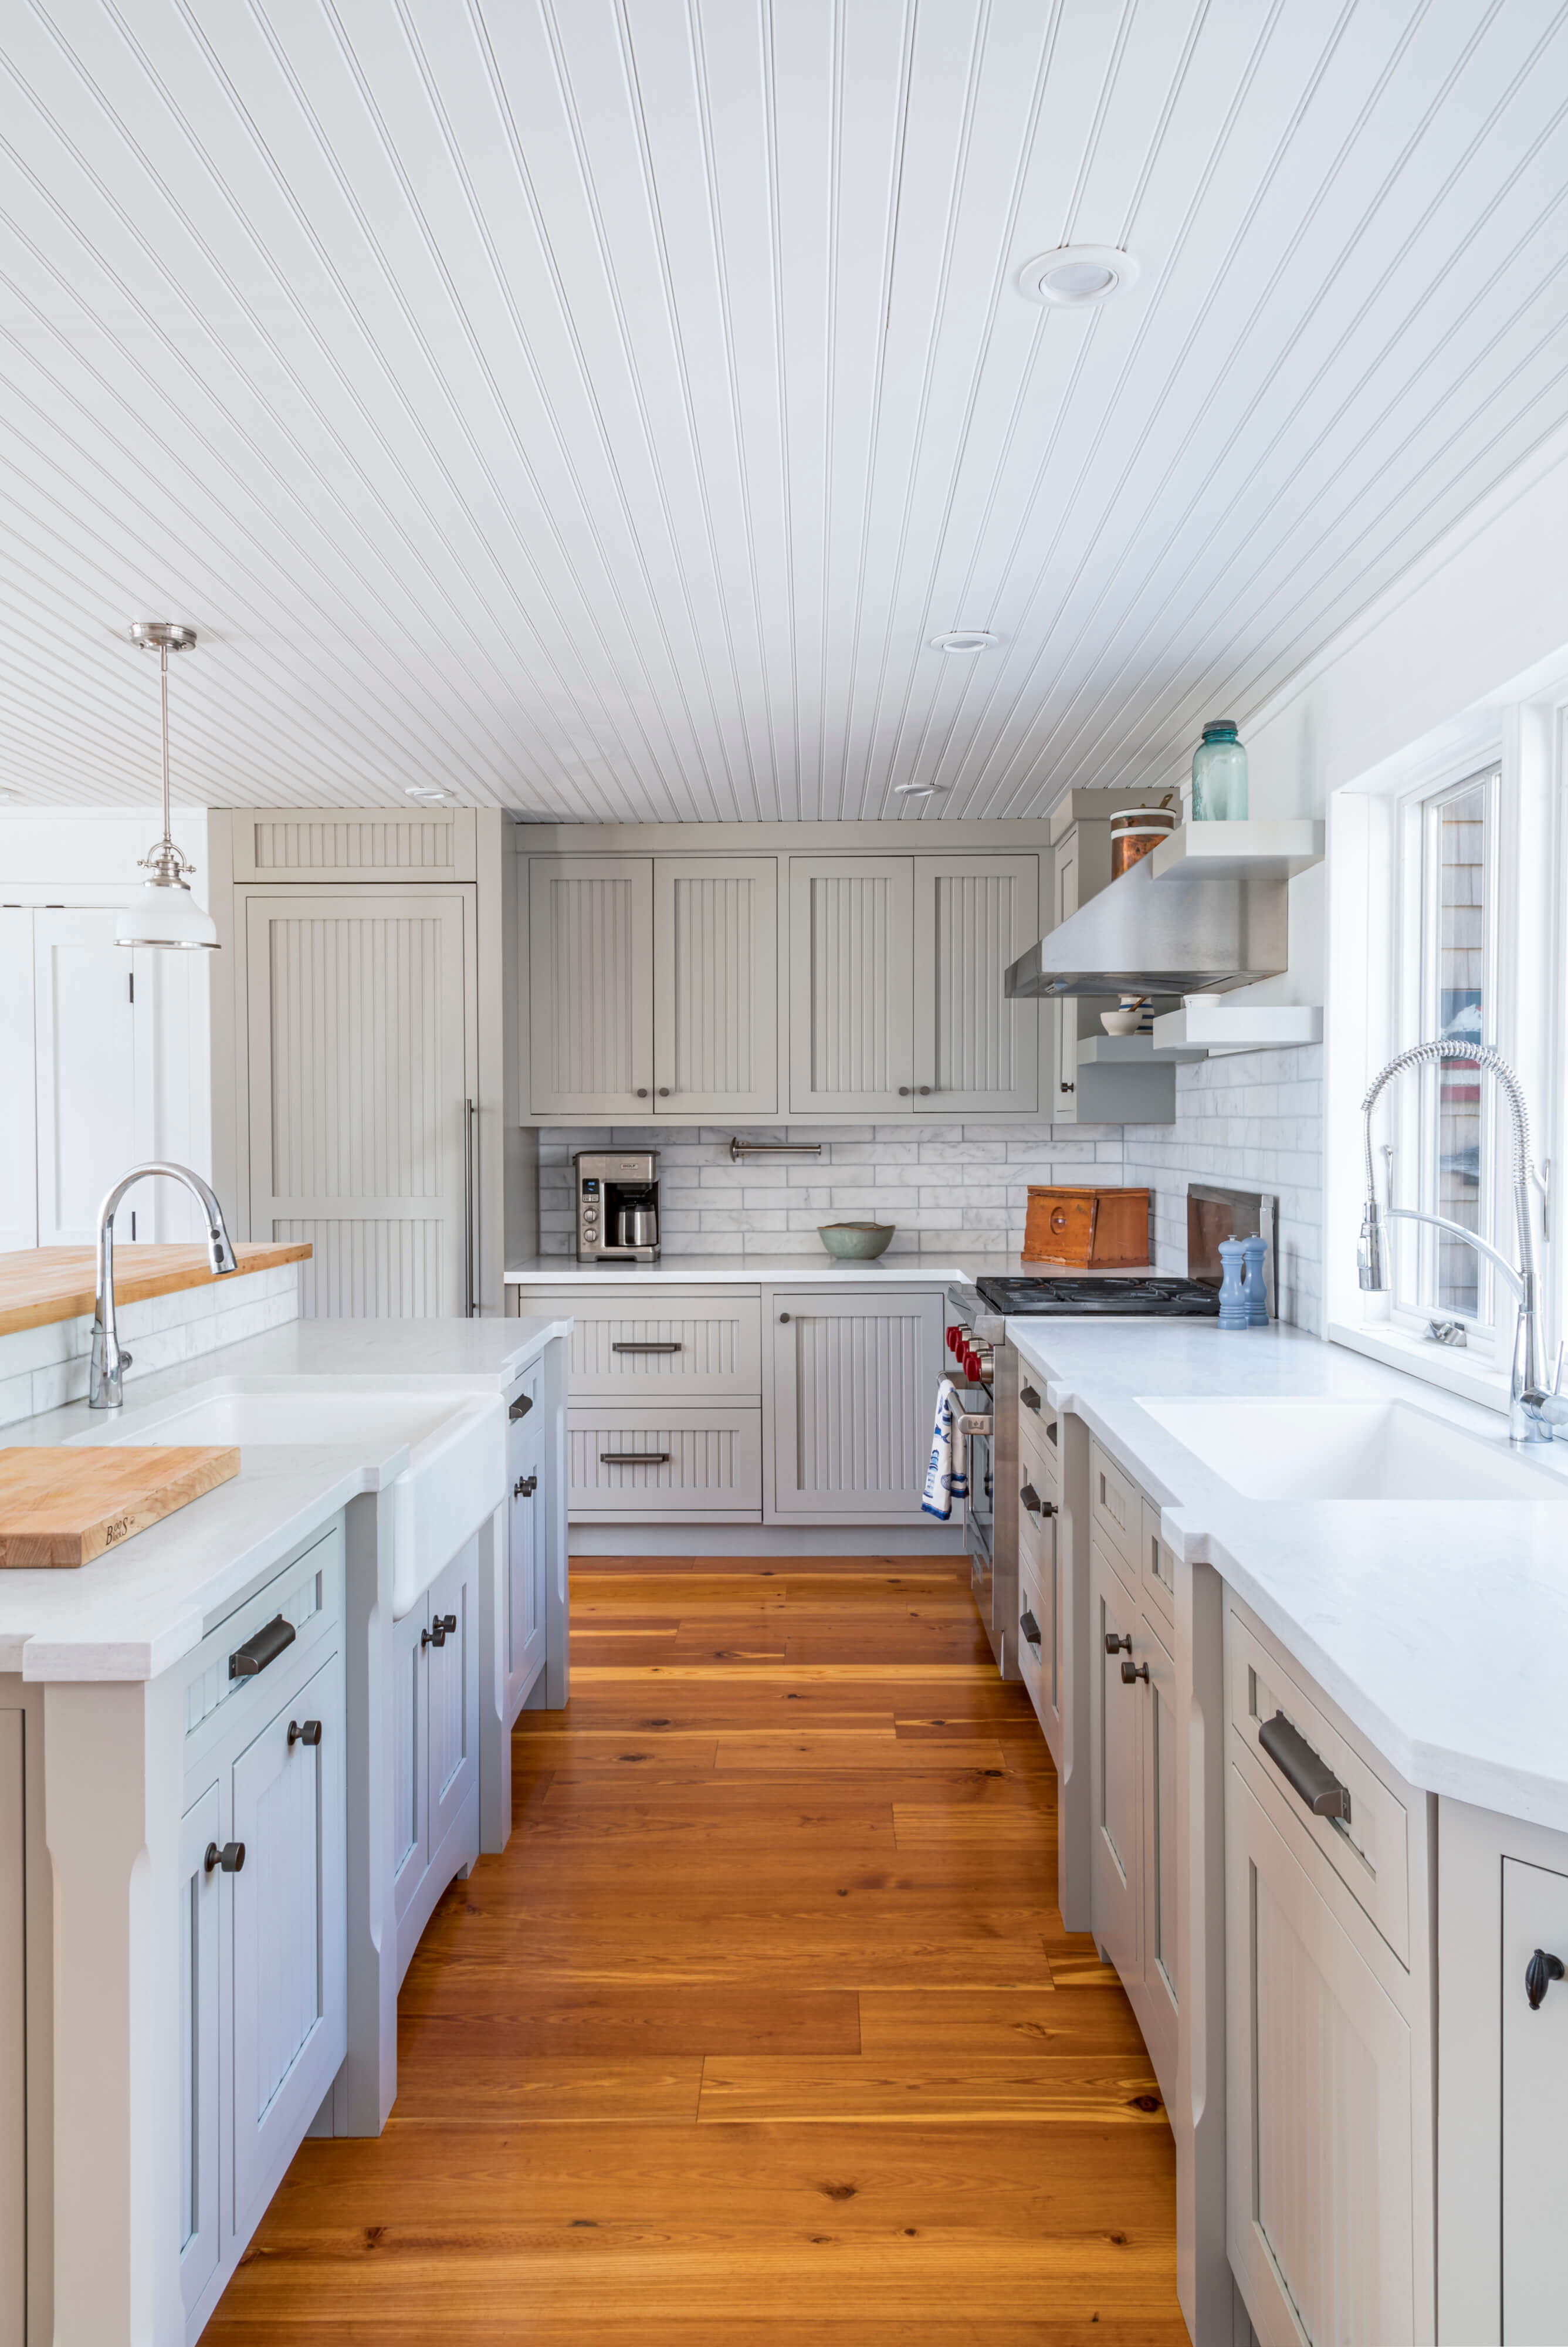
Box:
(1078, 1032, 1207, 1067)
(1149, 819, 1324, 883)
(1151, 1000, 1323, 1058)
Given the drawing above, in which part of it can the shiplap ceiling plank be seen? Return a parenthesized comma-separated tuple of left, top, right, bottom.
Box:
(2, 0, 1567, 819)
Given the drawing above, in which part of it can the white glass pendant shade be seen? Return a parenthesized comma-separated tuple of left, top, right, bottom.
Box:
(120, 620, 217, 949)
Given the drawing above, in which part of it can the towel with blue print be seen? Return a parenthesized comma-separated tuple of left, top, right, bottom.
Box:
(922, 1377, 967, 1520)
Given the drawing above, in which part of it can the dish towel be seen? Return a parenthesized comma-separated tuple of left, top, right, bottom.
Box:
(923, 1378, 968, 1520)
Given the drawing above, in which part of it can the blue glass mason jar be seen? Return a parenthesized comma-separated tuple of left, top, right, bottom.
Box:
(1191, 720, 1248, 820)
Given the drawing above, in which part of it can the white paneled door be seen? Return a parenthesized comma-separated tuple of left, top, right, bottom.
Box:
(787, 858, 915, 1116)
(768, 1289, 944, 1520)
(653, 856, 778, 1117)
(0, 1710, 23, 2347)
(32, 909, 155, 1244)
(529, 857, 654, 1117)
(913, 855, 1038, 1112)
(0, 914, 35, 1253)
(245, 890, 475, 1316)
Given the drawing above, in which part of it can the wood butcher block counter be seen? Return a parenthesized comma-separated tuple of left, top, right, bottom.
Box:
(0, 1240, 310, 1336)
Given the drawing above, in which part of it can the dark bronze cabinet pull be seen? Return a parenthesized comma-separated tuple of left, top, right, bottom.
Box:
(1258, 1712, 1352, 1822)
(508, 1392, 533, 1420)
(422, 1620, 445, 1649)
(1121, 1658, 1149, 1685)
(599, 1451, 671, 1466)
(1021, 1480, 1041, 1514)
(1019, 1608, 1041, 1649)
(229, 1615, 295, 1682)
(1527, 1949, 1566, 2010)
(287, 1719, 322, 1749)
(1020, 1384, 1041, 1412)
(1104, 1631, 1132, 1655)
(513, 1474, 537, 1499)
(204, 1841, 245, 1875)
(437, 1613, 457, 1635)
(612, 1340, 683, 1353)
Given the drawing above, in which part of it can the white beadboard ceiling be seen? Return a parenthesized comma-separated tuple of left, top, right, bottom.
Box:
(4, 0, 1568, 821)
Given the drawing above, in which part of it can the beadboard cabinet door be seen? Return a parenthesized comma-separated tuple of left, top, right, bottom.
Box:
(912, 856, 1039, 1112)
(1227, 1758, 1415, 2347)
(0, 1711, 22, 2347)
(177, 1781, 222, 2323)
(32, 910, 156, 1244)
(529, 857, 654, 1117)
(244, 890, 475, 1315)
(787, 858, 915, 1115)
(1090, 1543, 1142, 1984)
(767, 1289, 944, 1521)
(427, 1538, 479, 1862)
(653, 857, 778, 1116)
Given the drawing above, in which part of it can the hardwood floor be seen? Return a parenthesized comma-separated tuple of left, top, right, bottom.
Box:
(205, 1555, 1185, 2343)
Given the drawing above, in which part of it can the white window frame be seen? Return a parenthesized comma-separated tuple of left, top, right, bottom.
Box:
(1386, 762, 1504, 1359)
(1326, 689, 1563, 1413)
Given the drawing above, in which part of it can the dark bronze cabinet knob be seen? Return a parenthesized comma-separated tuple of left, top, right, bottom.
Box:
(779, 1312, 791, 1324)
(1527, 1948, 1565, 2009)
(287, 1719, 322, 1749)
(204, 1841, 245, 1875)
(1121, 1658, 1150, 1686)
(1104, 1631, 1132, 1656)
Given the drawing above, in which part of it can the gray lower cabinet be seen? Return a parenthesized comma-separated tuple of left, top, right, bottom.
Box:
(392, 1535, 480, 1985)
(1, 1707, 25, 2347)
(766, 1287, 946, 1521)
(178, 1516, 349, 2343)
(506, 1410, 547, 1712)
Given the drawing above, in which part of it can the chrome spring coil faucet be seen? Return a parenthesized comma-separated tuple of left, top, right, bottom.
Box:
(91, 1162, 239, 1408)
(1359, 1041, 1563, 1445)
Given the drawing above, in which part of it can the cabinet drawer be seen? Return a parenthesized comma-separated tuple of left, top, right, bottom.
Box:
(1090, 1438, 1141, 1574)
(529, 1288, 761, 1398)
(1020, 1409, 1059, 1505)
(1138, 1494, 1176, 1635)
(1017, 1545, 1047, 1728)
(569, 1405, 762, 1513)
(183, 1518, 344, 1764)
(1228, 1605, 1410, 1966)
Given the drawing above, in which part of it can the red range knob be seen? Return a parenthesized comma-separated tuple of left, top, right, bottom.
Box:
(946, 1323, 963, 1353)
(963, 1348, 981, 1380)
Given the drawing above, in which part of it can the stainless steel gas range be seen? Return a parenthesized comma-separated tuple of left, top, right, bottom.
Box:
(944, 1271, 1221, 1676)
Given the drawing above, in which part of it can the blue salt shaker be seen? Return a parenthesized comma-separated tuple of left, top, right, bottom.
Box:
(1243, 1233, 1269, 1327)
(1217, 1237, 1249, 1330)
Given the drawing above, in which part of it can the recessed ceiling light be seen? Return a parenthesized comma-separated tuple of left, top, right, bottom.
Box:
(404, 785, 454, 803)
(892, 782, 949, 797)
(930, 630, 998, 654)
(1017, 245, 1139, 308)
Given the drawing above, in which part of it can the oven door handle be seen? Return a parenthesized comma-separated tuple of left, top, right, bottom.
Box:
(951, 1411, 992, 1480)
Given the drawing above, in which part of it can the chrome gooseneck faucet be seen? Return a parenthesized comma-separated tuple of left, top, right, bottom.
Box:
(1359, 1041, 1564, 1445)
(91, 1162, 239, 1409)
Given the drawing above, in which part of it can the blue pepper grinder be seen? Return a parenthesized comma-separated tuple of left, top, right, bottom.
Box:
(1217, 1237, 1249, 1330)
(1243, 1233, 1269, 1326)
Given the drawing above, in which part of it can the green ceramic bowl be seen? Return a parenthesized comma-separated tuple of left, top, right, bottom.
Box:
(817, 1222, 895, 1260)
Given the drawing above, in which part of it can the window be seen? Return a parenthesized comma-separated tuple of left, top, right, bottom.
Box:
(1421, 770, 1494, 1321)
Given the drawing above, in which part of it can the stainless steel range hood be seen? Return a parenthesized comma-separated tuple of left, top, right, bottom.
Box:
(1005, 821, 1321, 999)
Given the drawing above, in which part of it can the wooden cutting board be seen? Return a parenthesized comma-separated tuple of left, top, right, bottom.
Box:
(0, 1445, 241, 1567)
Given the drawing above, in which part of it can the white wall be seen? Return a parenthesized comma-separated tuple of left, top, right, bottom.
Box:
(1120, 421, 1568, 1333)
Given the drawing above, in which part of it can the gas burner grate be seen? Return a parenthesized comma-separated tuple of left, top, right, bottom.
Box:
(976, 1274, 1221, 1318)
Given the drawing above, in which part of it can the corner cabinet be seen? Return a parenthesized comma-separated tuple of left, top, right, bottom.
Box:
(520, 844, 1044, 1124)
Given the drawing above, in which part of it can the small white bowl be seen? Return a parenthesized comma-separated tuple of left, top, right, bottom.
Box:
(1100, 1008, 1142, 1036)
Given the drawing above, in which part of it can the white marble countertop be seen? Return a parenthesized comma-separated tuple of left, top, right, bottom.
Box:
(506, 1252, 1096, 1286)
(1008, 1317, 1568, 1832)
(0, 1315, 570, 1682)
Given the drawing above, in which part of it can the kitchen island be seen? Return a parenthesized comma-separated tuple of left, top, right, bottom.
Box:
(1005, 1314, 1568, 2346)
(0, 1310, 570, 2347)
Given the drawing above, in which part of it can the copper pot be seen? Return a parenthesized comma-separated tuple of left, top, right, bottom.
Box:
(1110, 803, 1179, 879)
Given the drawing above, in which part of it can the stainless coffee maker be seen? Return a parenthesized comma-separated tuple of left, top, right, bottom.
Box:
(574, 1149, 661, 1263)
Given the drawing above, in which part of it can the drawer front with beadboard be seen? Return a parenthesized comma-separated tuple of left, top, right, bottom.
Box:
(568, 1405, 763, 1513)
(1090, 1438, 1141, 1577)
(1227, 1605, 1410, 1965)
(1020, 1409, 1059, 1507)
(530, 1289, 762, 1399)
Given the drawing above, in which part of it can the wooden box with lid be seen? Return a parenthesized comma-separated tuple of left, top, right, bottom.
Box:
(1022, 1186, 1151, 1269)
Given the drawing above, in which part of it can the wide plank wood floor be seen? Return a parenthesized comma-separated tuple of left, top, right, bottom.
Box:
(205, 1555, 1185, 2343)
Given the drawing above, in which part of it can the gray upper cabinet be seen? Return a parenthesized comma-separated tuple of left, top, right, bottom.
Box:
(913, 855, 1039, 1114)
(529, 857, 655, 1117)
(653, 857, 778, 1117)
(787, 857, 915, 1117)
(523, 844, 1044, 1124)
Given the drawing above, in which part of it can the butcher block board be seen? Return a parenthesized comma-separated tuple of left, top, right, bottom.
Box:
(0, 1445, 241, 1567)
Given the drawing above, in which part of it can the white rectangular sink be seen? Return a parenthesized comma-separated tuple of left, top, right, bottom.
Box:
(1139, 1396, 1567, 1502)
(68, 1378, 506, 1615)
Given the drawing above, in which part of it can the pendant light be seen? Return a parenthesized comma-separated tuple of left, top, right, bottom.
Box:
(115, 620, 218, 950)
